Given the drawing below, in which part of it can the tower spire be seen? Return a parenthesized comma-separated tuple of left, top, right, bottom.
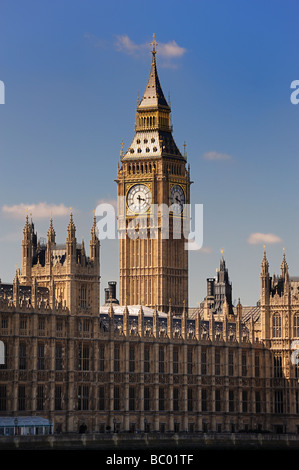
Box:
(66, 207, 76, 261)
(280, 247, 289, 280)
(47, 217, 56, 245)
(261, 245, 269, 273)
(90, 210, 100, 264)
(122, 34, 184, 161)
(137, 34, 170, 112)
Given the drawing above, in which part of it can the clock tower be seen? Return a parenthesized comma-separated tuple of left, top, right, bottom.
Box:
(116, 35, 191, 313)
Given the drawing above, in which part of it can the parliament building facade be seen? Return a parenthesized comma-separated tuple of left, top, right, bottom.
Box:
(1, 41, 299, 436)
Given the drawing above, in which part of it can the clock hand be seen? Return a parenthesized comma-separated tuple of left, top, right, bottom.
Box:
(137, 195, 145, 204)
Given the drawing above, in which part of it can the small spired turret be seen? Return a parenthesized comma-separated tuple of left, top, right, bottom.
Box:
(280, 248, 289, 284)
(260, 245, 270, 303)
(268, 248, 290, 297)
(66, 209, 76, 262)
(203, 251, 234, 316)
(90, 213, 100, 265)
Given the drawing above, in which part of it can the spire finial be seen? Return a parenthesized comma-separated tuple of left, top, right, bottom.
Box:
(183, 141, 187, 158)
(150, 33, 157, 57)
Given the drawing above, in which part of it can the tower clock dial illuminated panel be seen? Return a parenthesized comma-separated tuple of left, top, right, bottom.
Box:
(127, 184, 151, 214)
(170, 184, 185, 213)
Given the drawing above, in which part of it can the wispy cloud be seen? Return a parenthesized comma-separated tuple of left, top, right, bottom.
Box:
(2, 202, 71, 220)
(247, 232, 283, 245)
(115, 35, 186, 60)
(84, 33, 186, 68)
(96, 198, 117, 210)
(203, 151, 232, 161)
(84, 33, 107, 49)
(115, 35, 147, 56)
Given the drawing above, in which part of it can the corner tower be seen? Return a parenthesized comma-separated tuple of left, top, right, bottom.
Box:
(116, 35, 191, 313)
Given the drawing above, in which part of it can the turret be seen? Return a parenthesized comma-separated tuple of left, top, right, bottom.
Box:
(31, 277, 38, 308)
(280, 248, 289, 284)
(260, 246, 270, 304)
(46, 218, 56, 265)
(138, 305, 144, 338)
(66, 210, 76, 263)
(47, 217, 56, 245)
(167, 301, 173, 339)
(260, 247, 271, 342)
(13, 271, 20, 307)
(90, 213, 100, 266)
(21, 214, 33, 280)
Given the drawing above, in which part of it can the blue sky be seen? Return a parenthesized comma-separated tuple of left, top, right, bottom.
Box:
(0, 0, 299, 307)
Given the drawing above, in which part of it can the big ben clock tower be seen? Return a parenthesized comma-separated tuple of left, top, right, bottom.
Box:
(116, 35, 191, 313)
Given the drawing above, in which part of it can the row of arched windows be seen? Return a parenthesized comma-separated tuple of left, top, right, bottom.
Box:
(138, 115, 169, 129)
(139, 116, 156, 128)
(127, 162, 156, 175)
(272, 314, 299, 337)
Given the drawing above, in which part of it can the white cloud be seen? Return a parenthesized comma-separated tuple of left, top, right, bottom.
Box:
(2, 203, 70, 220)
(247, 233, 283, 245)
(114, 35, 186, 62)
(115, 35, 147, 56)
(158, 40, 186, 59)
(203, 151, 232, 161)
(96, 198, 117, 210)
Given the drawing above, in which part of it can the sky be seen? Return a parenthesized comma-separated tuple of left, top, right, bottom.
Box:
(0, 0, 299, 307)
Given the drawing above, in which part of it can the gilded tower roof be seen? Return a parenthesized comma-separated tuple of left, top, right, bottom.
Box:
(137, 35, 170, 111)
(122, 34, 184, 161)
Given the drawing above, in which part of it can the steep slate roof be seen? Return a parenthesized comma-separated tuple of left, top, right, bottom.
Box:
(137, 51, 170, 111)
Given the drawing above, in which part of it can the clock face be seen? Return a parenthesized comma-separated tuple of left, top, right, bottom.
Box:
(170, 185, 185, 213)
(127, 184, 151, 214)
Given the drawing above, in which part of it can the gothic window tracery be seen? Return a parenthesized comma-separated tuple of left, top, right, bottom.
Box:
(273, 314, 281, 338)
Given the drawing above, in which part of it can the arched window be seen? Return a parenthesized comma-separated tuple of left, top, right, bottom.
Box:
(80, 286, 87, 309)
(273, 314, 281, 338)
(294, 315, 299, 337)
